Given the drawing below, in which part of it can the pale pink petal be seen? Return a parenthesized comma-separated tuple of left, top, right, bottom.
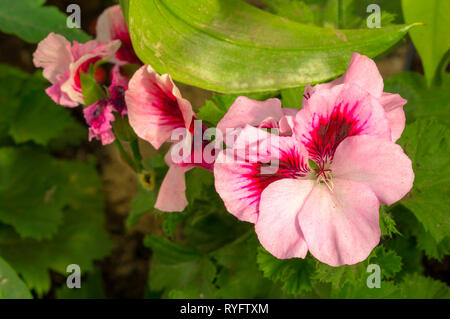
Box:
(380, 93, 407, 142)
(342, 53, 383, 98)
(256, 178, 313, 259)
(298, 180, 381, 266)
(33, 33, 72, 83)
(45, 74, 78, 108)
(125, 65, 194, 149)
(214, 126, 309, 223)
(96, 5, 140, 64)
(294, 83, 391, 163)
(217, 96, 283, 134)
(331, 135, 414, 205)
(155, 164, 192, 212)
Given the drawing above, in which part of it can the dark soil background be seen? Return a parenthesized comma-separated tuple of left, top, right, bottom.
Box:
(0, 0, 447, 298)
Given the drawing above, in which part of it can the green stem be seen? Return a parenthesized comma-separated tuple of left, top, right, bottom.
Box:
(114, 139, 137, 172)
(130, 139, 143, 172)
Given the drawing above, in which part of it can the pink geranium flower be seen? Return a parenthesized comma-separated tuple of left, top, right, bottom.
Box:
(96, 4, 140, 65)
(83, 99, 115, 145)
(214, 77, 414, 266)
(303, 53, 407, 142)
(33, 32, 120, 106)
(126, 65, 212, 212)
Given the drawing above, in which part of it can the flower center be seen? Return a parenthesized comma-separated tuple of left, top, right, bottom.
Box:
(310, 159, 334, 192)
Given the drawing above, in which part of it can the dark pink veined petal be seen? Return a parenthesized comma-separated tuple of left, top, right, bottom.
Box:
(298, 180, 381, 267)
(155, 163, 192, 212)
(217, 96, 284, 135)
(214, 125, 310, 223)
(380, 92, 407, 142)
(331, 135, 414, 205)
(96, 4, 140, 64)
(256, 178, 313, 259)
(294, 83, 391, 164)
(61, 40, 121, 105)
(83, 99, 115, 145)
(125, 65, 194, 149)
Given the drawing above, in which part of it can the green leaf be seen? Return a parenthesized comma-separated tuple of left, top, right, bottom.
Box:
(55, 270, 105, 299)
(80, 71, 106, 106)
(402, 0, 450, 86)
(144, 235, 217, 298)
(112, 115, 137, 142)
(280, 87, 304, 109)
(0, 0, 90, 43)
(214, 234, 287, 298)
(0, 257, 32, 299)
(0, 159, 113, 296)
(0, 65, 82, 146)
(379, 205, 400, 238)
(398, 273, 450, 298)
(129, 0, 413, 93)
(384, 72, 450, 125)
(257, 246, 315, 295)
(0, 148, 66, 239)
(397, 119, 450, 243)
(314, 245, 402, 288)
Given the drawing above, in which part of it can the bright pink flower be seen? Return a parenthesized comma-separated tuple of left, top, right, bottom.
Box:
(83, 99, 115, 145)
(33, 33, 120, 106)
(125, 65, 194, 150)
(96, 5, 140, 65)
(214, 82, 414, 266)
(126, 65, 214, 212)
(303, 53, 407, 142)
(217, 96, 297, 143)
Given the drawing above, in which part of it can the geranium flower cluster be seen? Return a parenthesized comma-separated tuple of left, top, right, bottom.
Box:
(33, 5, 138, 145)
(34, 5, 414, 267)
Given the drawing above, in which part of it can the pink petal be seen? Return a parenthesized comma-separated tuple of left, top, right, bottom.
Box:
(331, 135, 414, 206)
(96, 5, 140, 64)
(214, 126, 309, 223)
(217, 96, 283, 135)
(298, 180, 381, 266)
(294, 83, 391, 163)
(343, 53, 383, 98)
(61, 40, 121, 105)
(380, 93, 407, 142)
(155, 164, 191, 212)
(256, 178, 313, 259)
(45, 75, 78, 107)
(83, 100, 115, 145)
(125, 65, 194, 149)
(33, 33, 72, 84)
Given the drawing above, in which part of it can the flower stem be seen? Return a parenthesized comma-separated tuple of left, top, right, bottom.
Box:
(130, 138, 143, 172)
(114, 139, 137, 172)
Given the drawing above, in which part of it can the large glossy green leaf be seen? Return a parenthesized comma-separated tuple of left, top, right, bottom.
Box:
(402, 0, 450, 86)
(0, 0, 90, 43)
(128, 0, 413, 93)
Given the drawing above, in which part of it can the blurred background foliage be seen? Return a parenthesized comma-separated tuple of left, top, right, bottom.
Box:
(0, 0, 448, 299)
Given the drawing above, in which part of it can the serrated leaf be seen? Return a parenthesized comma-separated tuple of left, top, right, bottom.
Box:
(0, 0, 90, 43)
(0, 257, 32, 299)
(398, 119, 450, 243)
(144, 235, 216, 298)
(402, 0, 450, 86)
(257, 246, 315, 295)
(379, 205, 400, 238)
(399, 273, 450, 298)
(0, 65, 81, 146)
(0, 148, 66, 239)
(0, 160, 112, 296)
(129, 0, 412, 93)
